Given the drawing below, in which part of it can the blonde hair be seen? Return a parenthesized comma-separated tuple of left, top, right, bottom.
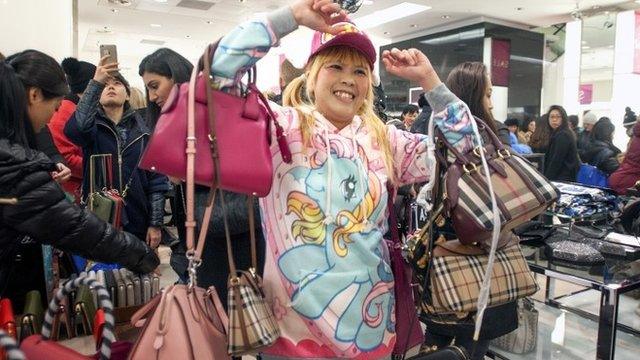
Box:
(128, 87, 147, 110)
(283, 46, 396, 184)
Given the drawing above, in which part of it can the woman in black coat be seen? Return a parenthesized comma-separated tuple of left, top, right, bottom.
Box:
(542, 105, 580, 181)
(0, 51, 158, 309)
(581, 118, 621, 176)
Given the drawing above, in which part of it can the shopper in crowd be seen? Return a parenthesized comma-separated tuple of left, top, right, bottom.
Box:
(505, 117, 532, 154)
(272, 58, 304, 105)
(623, 107, 637, 139)
(529, 114, 550, 153)
(412, 59, 518, 358)
(568, 114, 579, 132)
(400, 103, 419, 129)
(386, 117, 406, 130)
(207, 0, 484, 357)
(581, 117, 621, 176)
(0, 51, 159, 310)
(7, 51, 72, 189)
(445, 61, 510, 145)
(578, 110, 597, 157)
(517, 113, 536, 145)
(45, 57, 95, 199)
(139, 47, 266, 299)
(128, 87, 147, 110)
(410, 92, 432, 134)
(610, 119, 640, 194)
(65, 56, 170, 249)
(543, 105, 580, 181)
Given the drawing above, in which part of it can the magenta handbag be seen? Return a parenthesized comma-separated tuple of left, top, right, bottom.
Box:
(387, 187, 424, 355)
(139, 43, 292, 196)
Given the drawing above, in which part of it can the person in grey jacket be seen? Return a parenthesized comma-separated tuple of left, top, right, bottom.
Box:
(64, 56, 169, 248)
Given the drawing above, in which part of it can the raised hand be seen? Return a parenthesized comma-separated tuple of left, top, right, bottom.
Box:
(381, 48, 442, 92)
(93, 55, 119, 84)
(291, 0, 349, 34)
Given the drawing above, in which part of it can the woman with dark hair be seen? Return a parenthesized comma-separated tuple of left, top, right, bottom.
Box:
(138, 48, 265, 301)
(529, 114, 550, 153)
(0, 51, 158, 309)
(543, 105, 580, 181)
(138, 48, 193, 129)
(445, 62, 510, 145)
(518, 114, 536, 145)
(400, 103, 419, 129)
(581, 118, 621, 175)
(420, 61, 519, 360)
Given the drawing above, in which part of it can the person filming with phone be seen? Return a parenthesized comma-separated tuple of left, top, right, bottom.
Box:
(64, 50, 170, 252)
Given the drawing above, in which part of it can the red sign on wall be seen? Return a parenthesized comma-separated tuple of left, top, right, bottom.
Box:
(634, 11, 640, 74)
(491, 39, 511, 87)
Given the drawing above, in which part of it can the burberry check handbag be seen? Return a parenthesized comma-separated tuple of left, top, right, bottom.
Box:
(437, 118, 559, 246)
(220, 191, 280, 355)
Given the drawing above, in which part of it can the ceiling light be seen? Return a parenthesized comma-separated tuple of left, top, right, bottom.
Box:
(111, 8, 118, 13)
(410, 24, 418, 28)
(384, 31, 390, 35)
(154, 0, 168, 2)
(185, 35, 192, 39)
(441, 15, 451, 19)
(516, 7, 523, 11)
(582, 46, 591, 49)
(206, 20, 214, 24)
(354, 2, 431, 29)
(363, 0, 374, 4)
(150, 23, 161, 27)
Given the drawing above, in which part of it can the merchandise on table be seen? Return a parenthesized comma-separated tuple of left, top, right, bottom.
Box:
(551, 182, 621, 218)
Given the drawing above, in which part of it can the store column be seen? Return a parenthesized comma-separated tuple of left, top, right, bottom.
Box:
(0, 0, 74, 60)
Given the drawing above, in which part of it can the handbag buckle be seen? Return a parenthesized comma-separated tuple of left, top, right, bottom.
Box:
(463, 163, 478, 174)
(498, 148, 511, 159)
(472, 146, 485, 158)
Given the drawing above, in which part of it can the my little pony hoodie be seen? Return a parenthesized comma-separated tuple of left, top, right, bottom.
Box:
(210, 7, 478, 359)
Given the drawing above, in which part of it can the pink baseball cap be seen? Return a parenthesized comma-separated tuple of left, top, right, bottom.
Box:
(309, 22, 376, 69)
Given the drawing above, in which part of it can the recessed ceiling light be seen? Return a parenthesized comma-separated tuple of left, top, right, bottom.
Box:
(354, 3, 431, 29)
(441, 15, 451, 19)
(150, 23, 161, 28)
(111, 8, 118, 13)
(363, 0, 374, 4)
(582, 46, 591, 49)
(185, 35, 191, 38)
(206, 20, 214, 24)
(516, 7, 524, 11)
(410, 24, 418, 28)
(384, 31, 390, 35)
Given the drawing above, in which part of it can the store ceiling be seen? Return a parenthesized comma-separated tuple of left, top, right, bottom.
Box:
(77, 0, 640, 87)
(78, 0, 640, 56)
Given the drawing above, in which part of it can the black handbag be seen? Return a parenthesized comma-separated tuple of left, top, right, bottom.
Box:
(406, 345, 469, 360)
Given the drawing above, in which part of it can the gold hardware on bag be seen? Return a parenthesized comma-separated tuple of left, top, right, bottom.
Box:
(463, 163, 477, 174)
(498, 148, 511, 159)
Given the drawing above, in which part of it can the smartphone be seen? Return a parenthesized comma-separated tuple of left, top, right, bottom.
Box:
(99, 44, 118, 64)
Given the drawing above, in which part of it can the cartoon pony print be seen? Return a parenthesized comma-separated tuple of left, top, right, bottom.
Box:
(278, 135, 394, 351)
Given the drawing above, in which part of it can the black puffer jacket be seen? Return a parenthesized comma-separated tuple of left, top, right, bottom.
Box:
(581, 139, 621, 175)
(0, 139, 159, 296)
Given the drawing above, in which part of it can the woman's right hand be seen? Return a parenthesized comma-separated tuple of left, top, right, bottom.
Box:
(291, 0, 348, 34)
(93, 55, 119, 84)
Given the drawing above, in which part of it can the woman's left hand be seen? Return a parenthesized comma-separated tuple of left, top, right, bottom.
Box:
(52, 163, 72, 183)
(382, 48, 442, 92)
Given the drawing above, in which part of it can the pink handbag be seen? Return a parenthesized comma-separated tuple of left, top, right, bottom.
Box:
(139, 43, 292, 196)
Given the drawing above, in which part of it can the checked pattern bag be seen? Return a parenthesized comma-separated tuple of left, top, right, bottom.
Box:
(428, 244, 539, 314)
(227, 270, 280, 355)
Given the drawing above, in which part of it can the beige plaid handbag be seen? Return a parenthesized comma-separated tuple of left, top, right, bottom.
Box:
(218, 192, 280, 356)
(414, 232, 539, 315)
